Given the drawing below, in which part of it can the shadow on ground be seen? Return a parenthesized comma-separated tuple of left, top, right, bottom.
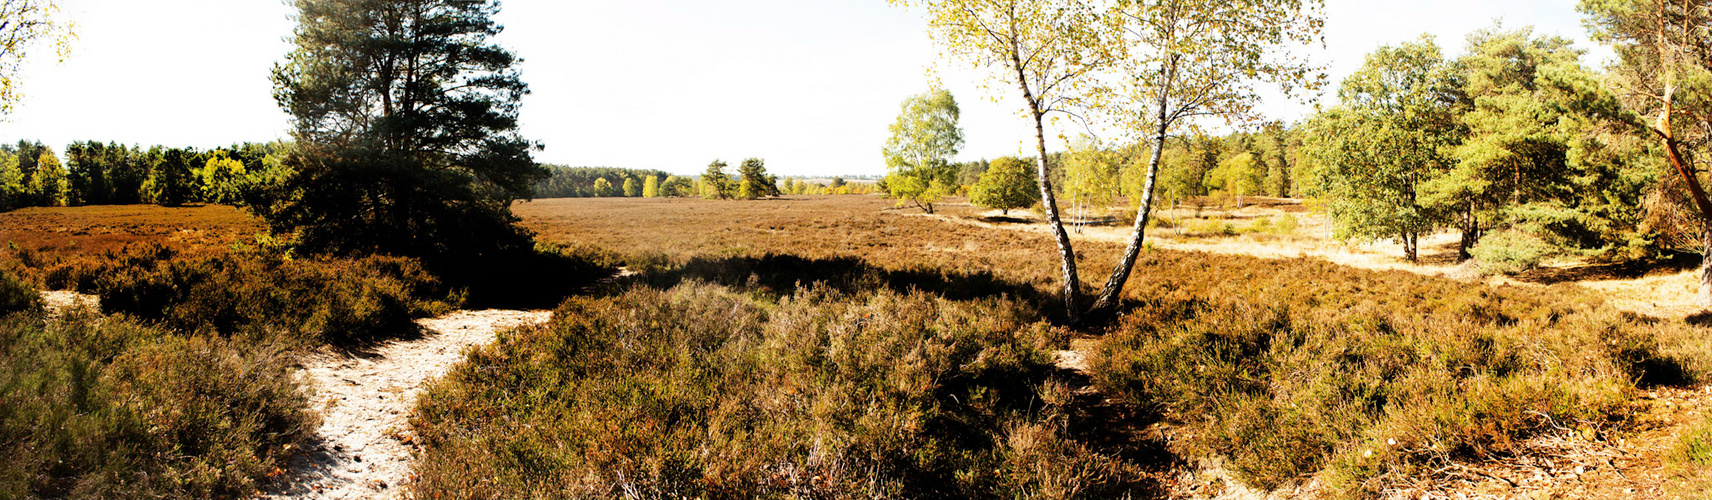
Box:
(1514, 253, 1700, 285)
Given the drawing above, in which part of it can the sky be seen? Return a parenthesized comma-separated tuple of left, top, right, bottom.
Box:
(0, 0, 1612, 177)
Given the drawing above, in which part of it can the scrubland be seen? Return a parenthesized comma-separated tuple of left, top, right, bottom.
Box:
(0, 197, 1709, 498)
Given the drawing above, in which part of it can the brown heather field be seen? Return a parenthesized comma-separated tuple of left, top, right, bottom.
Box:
(1, 196, 1711, 499)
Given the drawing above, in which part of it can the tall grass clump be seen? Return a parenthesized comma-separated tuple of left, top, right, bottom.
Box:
(411, 281, 1147, 500)
(1089, 252, 1698, 497)
(0, 312, 314, 499)
(39, 243, 453, 344)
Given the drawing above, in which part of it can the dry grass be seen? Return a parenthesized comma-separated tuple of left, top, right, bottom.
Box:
(3, 197, 1711, 498)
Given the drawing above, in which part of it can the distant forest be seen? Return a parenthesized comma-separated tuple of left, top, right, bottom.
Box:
(532, 165, 670, 198)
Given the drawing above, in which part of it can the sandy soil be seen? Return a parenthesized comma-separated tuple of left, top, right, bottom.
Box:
(264, 309, 551, 500)
(931, 199, 1712, 320)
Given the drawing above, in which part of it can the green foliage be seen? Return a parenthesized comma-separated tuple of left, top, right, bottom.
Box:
(196, 152, 248, 205)
(0, 313, 314, 499)
(1471, 229, 1553, 275)
(142, 147, 199, 208)
(970, 157, 1040, 215)
(660, 175, 696, 198)
(701, 160, 734, 199)
(1062, 136, 1118, 221)
(883, 89, 963, 213)
(0, 0, 73, 116)
(1306, 37, 1464, 261)
(735, 157, 780, 200)
(0, 152, 23, 211)
(533, 166, 671, 198)
(413, 281, 1146, 499)
(26, 150, 66, 207)
(265, 0, 545, 260)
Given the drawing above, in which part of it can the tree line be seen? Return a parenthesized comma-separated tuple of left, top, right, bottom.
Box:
(533, 161, 878, 200)
(0, 140, 290, 211)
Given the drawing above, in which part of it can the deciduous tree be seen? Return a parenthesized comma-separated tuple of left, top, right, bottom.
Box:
(0, 0, 73, 115)
(1088, 0, 1325, 312)
(1305, 37, 1463, 262)
(970, 156, 1039, 215)
(882, 89, 964, 213)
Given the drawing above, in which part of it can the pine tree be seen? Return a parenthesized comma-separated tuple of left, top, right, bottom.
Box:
(265, 0, 544, 259)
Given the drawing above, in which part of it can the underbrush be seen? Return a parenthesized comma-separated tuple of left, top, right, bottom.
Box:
(0, 306, 314, 499)
(411, 281, 1151, 499)
(1089, 252, 1704, 496)
(29, 243, 453, 345)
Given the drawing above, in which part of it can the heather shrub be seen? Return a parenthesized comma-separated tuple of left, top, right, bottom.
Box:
(42, 243, 451, 344)
(0, 313, 313, 499)
(1089, 253, 1683, 496)
(411, 282, 1147, 499)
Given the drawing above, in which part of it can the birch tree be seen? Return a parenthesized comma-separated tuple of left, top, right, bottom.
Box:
(889, 0, 1112, 321)
(0, 0, 72, 116)
(1087, 0, 1324, 312)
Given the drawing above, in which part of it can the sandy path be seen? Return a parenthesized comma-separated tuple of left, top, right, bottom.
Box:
(266, 309, 551, 500)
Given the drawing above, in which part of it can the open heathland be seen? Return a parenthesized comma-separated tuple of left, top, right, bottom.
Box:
(2, 198, 1710, 498)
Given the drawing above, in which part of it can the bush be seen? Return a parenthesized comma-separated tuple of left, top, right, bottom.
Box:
(411, 282, 1147, 499)
(42, 243, 452, 344)
(0, 313, 314, 499)
(1089, 252, 1687, 496)
(1472, 229, 1553, 275)
(0, 268, 38, 315)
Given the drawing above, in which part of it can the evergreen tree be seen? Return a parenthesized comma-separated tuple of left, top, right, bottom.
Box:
(702, 160, 733, 199)
(265, 0, 544, 259)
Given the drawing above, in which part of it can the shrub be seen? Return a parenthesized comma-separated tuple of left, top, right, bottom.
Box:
(0, 268, 38, 315)
(411, 282, 1147, 499)
(1472, 229, 1553, 275)
(1089, 252, 1681, 496)
(1275, 213, 1299, 234)
(42, 243, 452, 344)
(0, 313, 314, 499)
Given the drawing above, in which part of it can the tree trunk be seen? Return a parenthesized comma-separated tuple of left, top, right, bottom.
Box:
(1652, 104, 1712, 307)
(1034, 111, 1081, 323)
(1089, 115, 1170, 313)
(1458, 205, 1477, 261)
(1404, 231, 1419, 262)
(1007, 42, 1079, 323)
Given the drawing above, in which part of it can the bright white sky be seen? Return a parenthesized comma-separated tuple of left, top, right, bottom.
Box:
(0, 0, 1609, 177)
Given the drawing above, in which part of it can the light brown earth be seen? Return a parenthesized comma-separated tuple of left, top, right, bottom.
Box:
(263, 309, 550, 500)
